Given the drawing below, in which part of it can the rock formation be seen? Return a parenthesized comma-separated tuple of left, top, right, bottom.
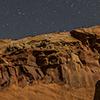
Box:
(0, 25, 100, 100)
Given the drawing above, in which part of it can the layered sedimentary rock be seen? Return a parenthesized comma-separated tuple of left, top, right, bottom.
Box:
(0, 25, 100, 100)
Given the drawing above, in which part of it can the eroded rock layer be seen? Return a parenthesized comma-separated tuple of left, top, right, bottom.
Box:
(0, 25, 100, 100)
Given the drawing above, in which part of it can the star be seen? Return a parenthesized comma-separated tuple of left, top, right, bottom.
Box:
(77, 0, 82, 2)
(52, 10, 57, 13)
(17, 8, 21, 11)
(2, 23, 8, 28)
(2, 24, 5, 28)
(6, 23, 9, 26)
(31, 12, 35, 15)
(22, 13, 25, 16)
(77, 11, 81, 14)
(65, 1, 69, 4)
(51, 22, 55, 25)
(16, 8, 25, 16)
(70, 3, 74, 8)
(47, 0, 52, 3)
(39, 21, 43, 25)
(94, 13, 97, 17)
(35, 18, 39, 22)
(18, 11, 22, 15)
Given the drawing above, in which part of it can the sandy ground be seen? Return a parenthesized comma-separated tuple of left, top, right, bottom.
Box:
(0, 83, 95, 100)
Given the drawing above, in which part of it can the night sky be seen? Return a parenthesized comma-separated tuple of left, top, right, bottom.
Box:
(0, 0, 100, 39)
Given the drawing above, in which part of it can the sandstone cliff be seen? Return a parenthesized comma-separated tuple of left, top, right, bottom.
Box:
(0, 25, 100, 100)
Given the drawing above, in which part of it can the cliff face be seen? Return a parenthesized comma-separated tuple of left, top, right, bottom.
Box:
(0, 25, 100, 100)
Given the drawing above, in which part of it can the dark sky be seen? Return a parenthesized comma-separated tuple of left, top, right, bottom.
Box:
(0, 0, 100, 39)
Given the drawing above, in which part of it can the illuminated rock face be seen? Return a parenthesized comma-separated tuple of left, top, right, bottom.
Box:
(0, 25, 100, 100)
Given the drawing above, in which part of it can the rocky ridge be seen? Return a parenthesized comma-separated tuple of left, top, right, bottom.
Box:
(0, 25, 100, 100)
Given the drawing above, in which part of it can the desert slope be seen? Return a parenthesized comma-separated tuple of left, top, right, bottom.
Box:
(0, 25, 100, 100)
